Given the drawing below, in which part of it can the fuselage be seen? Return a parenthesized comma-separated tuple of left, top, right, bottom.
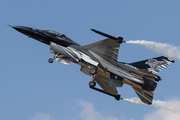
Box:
(11, 25, 157, 92)
(11, 26, 79, 46)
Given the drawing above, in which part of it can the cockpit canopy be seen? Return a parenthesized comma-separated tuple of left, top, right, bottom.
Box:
(44, 29, 66, 37)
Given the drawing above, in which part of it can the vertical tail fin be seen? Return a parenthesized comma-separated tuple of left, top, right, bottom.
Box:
(130, 56, 175, 74)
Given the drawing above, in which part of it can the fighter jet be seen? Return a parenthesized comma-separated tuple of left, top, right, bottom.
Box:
(10, 25, 175, 105)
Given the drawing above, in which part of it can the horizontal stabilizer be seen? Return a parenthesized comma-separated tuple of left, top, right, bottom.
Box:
(133, 87, 154, 105)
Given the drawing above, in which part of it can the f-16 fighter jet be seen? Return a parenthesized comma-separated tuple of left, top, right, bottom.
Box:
(10, 25, 175, 105)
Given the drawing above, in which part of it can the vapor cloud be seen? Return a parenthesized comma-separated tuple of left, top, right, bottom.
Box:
(126, 40, 180, 61)
(77, 100, 119, 120)
(30, 99, 180, 120)
(124, 97, 180, 114)
(77, 99, 180, 120)
(31, 112, 54, 120)
(143, 109, 180, 120)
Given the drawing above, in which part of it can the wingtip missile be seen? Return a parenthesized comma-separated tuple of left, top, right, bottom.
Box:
(91, 29, 125, 44)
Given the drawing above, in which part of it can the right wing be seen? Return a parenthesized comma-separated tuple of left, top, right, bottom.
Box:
(94, 73, 118, 96)
(132, 87, 154, 105)
(82, 39, 120, 65)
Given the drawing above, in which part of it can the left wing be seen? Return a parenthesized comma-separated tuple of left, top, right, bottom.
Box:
(82, 39, 120, 65)
(94, 73, 118, 96)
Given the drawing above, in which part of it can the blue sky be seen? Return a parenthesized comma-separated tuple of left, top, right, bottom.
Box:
(1, 0, 180, 120)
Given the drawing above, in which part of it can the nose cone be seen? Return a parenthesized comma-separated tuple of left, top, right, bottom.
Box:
(9, 25, 51, 45)
(10, 25, 33, 36)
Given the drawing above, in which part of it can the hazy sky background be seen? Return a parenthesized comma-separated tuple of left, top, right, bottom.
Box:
(1, 0, 180, 120)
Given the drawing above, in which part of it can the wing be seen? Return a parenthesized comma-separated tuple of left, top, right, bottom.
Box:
(94, 73, 118, 96)
(82, 39, 120, 65)
(129, 56, 175, 74)
(132, 87, 154, 105)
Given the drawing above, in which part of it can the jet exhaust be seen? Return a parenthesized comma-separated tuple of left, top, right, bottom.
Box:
(123, 97, 180, 114)
(126, 40, 180, 61)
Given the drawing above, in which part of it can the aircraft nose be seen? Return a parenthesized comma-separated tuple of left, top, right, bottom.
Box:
(10, 25, 51, 45)
(10, 25, 33, 35)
